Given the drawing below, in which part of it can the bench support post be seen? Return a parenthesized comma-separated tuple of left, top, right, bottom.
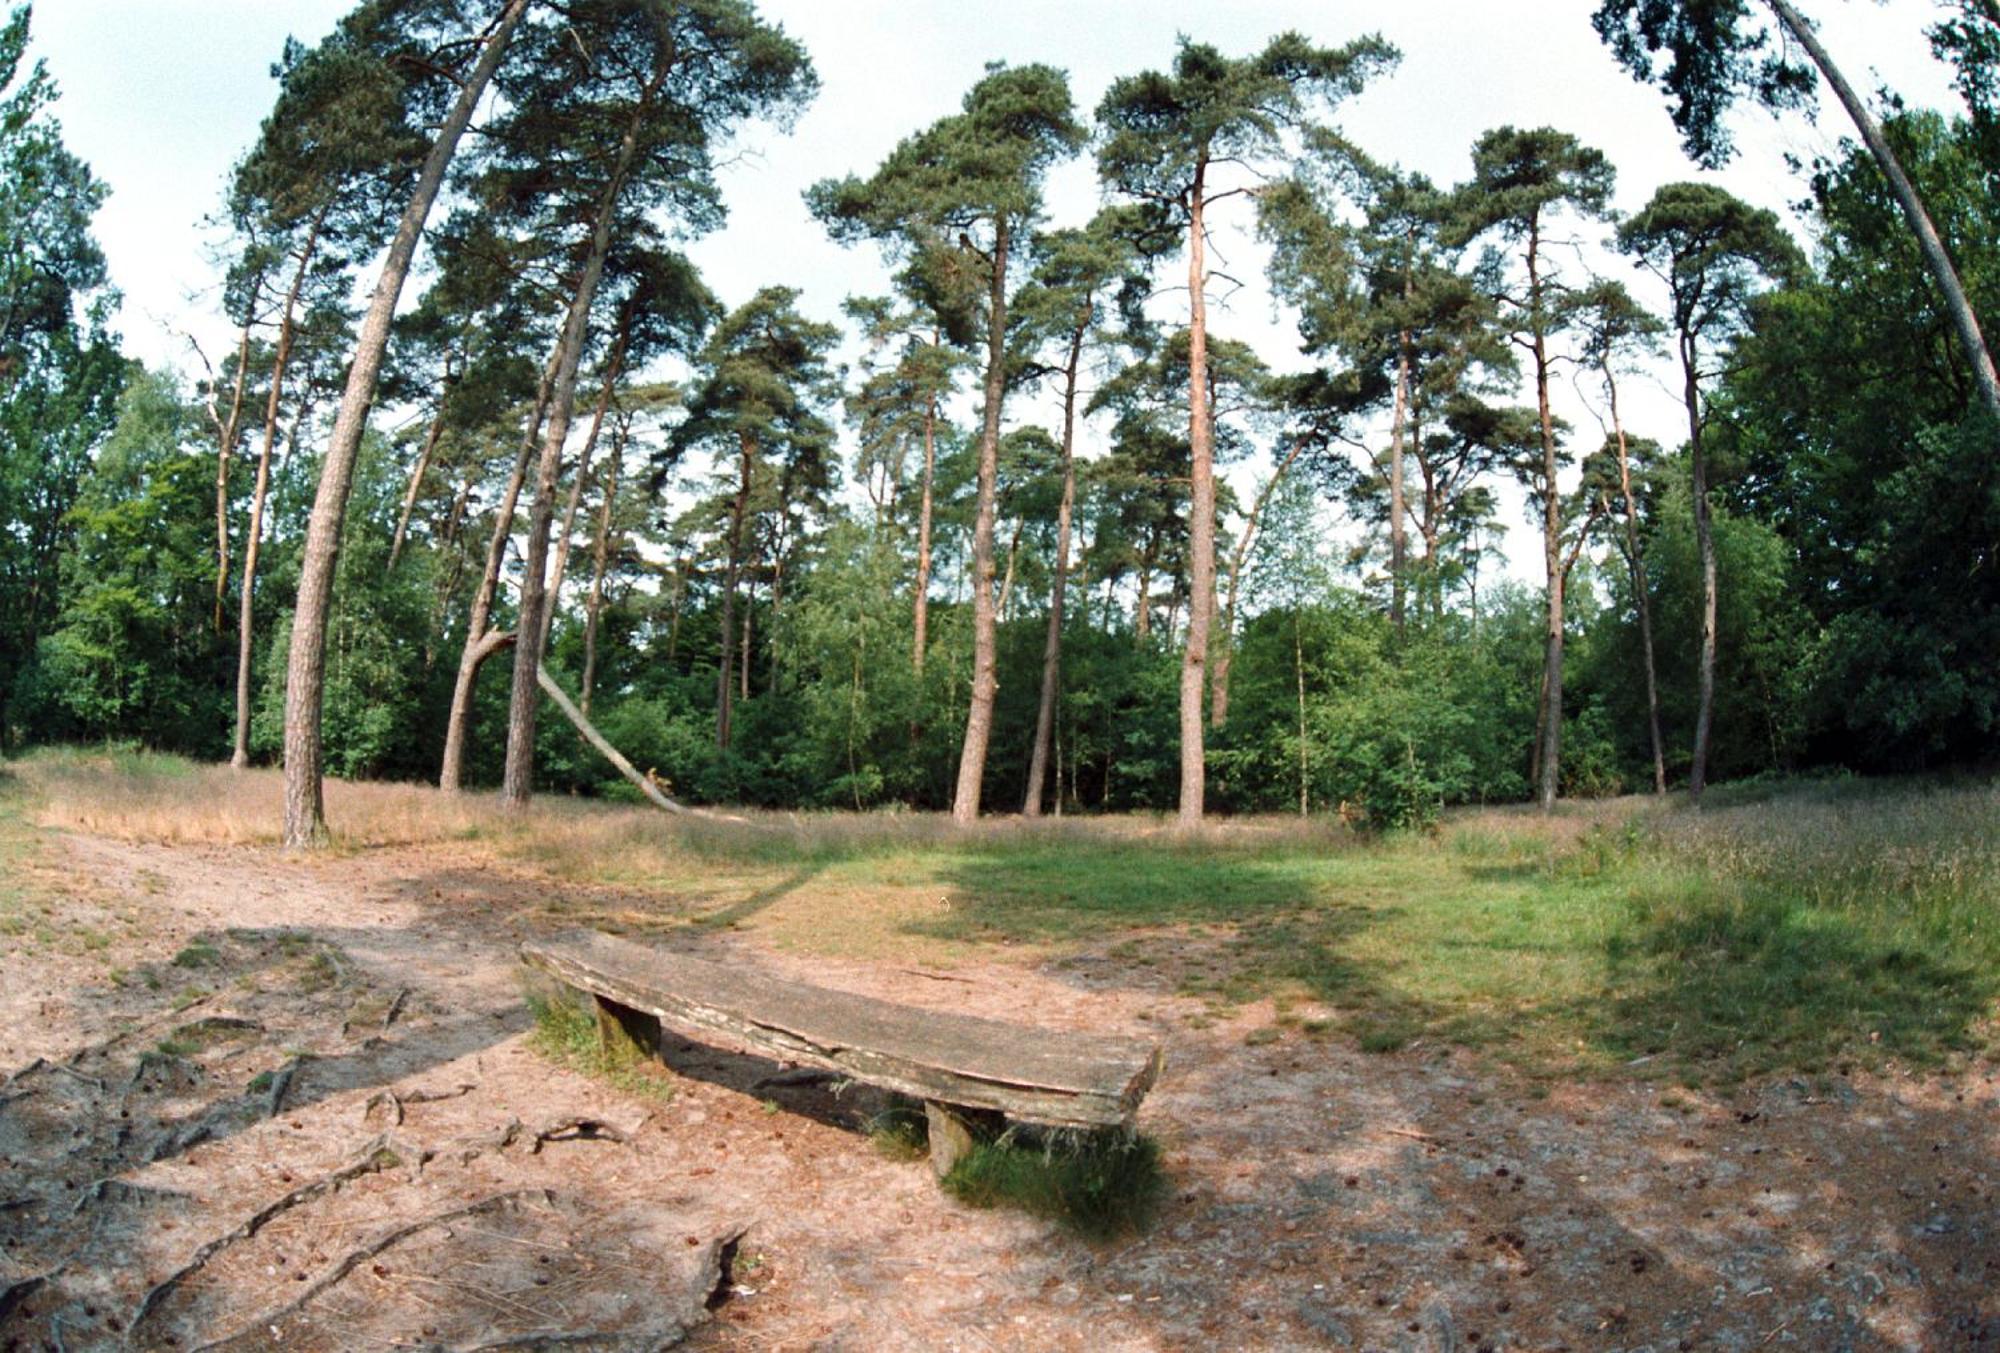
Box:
(923, 1101, 1001, 1179)
(594, 994, 662, 1064)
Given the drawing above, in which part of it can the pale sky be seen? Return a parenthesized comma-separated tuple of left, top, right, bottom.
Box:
(25, 0, 1965, 585)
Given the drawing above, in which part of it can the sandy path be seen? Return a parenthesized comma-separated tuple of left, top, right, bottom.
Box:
(2, 829, 1995, 1350)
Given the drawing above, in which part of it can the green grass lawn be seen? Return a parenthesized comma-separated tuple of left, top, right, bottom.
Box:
(11, 749, 1998, 1085)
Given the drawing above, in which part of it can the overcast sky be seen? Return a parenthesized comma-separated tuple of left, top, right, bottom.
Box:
(25, 0, 1965, 584)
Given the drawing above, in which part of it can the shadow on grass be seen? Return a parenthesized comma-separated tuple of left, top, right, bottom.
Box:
(921, 842, 1442, 1053)
(1594, 886, 1997, 1081)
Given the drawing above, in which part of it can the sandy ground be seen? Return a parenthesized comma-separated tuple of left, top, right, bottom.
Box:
(1, 827, 1996, 1351)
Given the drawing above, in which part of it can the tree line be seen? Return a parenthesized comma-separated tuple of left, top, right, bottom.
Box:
(3, 0, 1996, 844)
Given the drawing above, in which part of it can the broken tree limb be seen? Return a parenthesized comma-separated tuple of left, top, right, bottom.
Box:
(535, 664, 745, 823)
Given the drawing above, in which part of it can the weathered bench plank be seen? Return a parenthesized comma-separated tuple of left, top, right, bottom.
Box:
(520, 931, 1163, 1132)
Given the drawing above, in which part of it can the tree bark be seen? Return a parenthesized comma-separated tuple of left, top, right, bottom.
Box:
(233, 211, 324, 769)
(950, 218, 1012, 824)
(580, 420, 624, 718)
(501, 65, 663, 809)
(1529, 211, 1564, 813)
(282, 0, 530, 847)
(1683, 331, 1719, 802)
(440, 350, 557, 792)
(1178, 160, 1215, 828)
(1389, 323, 1411, 630)
(716, 430, 753, 751)
(1023, 315, 1085, 816)
(1765, 0, 2000, 424)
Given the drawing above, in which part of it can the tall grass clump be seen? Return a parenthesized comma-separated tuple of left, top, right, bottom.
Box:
(942, 1126, 1166, 1242)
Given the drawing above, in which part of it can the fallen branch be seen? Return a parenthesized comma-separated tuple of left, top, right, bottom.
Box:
(131, 1133, 409, 1330)
(528, 1117, 629, 1153)
(536, 664, 746, 823)
(383, 988, 411, 1029)
(197, 1188, 554, 1352)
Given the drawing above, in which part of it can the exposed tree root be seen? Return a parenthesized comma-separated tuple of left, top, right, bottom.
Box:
(0, 1272, 46, 1322)
(196, 1188, 556, 1352)
(264, 1054, 310, 1118)
(362, 1082, 476, 1127)
(130, 1132, 410, 1331)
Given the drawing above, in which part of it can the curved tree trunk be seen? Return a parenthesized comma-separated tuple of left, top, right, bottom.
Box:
(501, 65, 661, 810)
(1765, 0, 2000, 424)
(1023, 317, 1085, 816)
(233, 210, 324, 768)
(1178, 162, 1215, 828)
(950, 217, 1012, 825)
(210, 311, 256, 635)
(389, 377, 452, 570)
(282, 0, 530, 847)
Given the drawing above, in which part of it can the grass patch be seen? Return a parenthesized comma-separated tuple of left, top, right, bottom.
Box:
(16, 748, 1998, 1085)
(527, 991, 676, 1102)
(865, 1100, 930, 1161)
(942, 1127, 1167, 1242)
(173, 941, 221, 969)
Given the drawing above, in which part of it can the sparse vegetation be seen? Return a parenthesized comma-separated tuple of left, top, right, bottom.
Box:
(527, 989, 677, 1102)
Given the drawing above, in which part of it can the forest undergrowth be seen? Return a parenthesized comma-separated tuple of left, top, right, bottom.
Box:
(12, 746, 1997, 1086)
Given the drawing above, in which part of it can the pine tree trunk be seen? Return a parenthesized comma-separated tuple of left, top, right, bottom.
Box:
(950, 217, 1012, 824)
(282, 0, 529, 847)
(1389, 325, 1411, 630)
(1683, 333, 1719, 802)
(1178, 162, 1215, 828)
(580, 422, 624, 718)
(1295, 610, 1309, 817)
(539, 322, 627, 657)
(1529, 212, 1564, 813)
(390, 384, 451, 570)
(1765, 0, 2000, 424)
(716, 431, 753, 751)
(913, 380, 937, 673)
(440, 350, 556, 792)
(501, 66, 663, 810)
(233, 212, 323, 768)
(211, 313, 255, 635)
(1023, 316, 1084, 816)
(1605, 357, 1668, 795)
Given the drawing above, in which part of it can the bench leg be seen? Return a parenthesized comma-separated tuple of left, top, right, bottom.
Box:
(593, 995, 662, 1063)
(923, 1101, 1001, 1179)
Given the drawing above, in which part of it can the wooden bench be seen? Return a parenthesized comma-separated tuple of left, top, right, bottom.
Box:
(520, 931, 1165, 1176)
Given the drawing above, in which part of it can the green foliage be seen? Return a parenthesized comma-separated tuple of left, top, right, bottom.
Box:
(942, 1127, 1165, 1242)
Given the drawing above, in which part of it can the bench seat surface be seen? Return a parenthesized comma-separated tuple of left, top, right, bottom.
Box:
(522, 931, 1162, 1128)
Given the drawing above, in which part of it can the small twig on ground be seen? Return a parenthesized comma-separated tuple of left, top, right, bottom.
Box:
(196, 1188, 554, 1351)
(364, 1082, 477, 1126)
(383, 987, 411, 1029)
(1382, 1127, 1439, 1143)
(898, 969, 975, 985)
(131, 1132, 409, 1330)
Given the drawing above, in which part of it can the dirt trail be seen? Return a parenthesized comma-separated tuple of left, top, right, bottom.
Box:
(2, 829, 1996, 1351)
